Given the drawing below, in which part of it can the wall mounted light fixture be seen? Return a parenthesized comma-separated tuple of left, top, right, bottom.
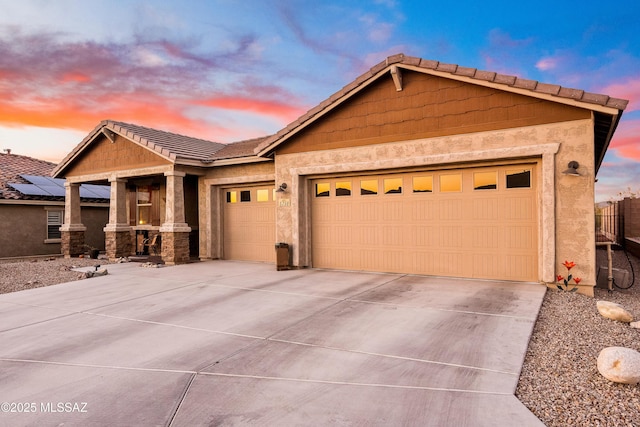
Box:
(276, 183, 288, 193)
(563, 161, 581, 176)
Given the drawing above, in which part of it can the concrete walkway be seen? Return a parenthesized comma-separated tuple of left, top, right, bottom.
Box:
(0, 261, 546, 426)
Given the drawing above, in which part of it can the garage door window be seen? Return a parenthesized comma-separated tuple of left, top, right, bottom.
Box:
(506, 169, 531, 188)
(316, 183, 330, 197)
(384, 178, 402, 194)
(226, 191, 237, 203)
(361, 179, 378, 195)
(336, 181, 351, 196)
(474, 171, 497, 190)
(257, 189, 270, 202)
(440, 174, 462, 192)
(240, 190, 251, 202)
(413, 176, 433, 193)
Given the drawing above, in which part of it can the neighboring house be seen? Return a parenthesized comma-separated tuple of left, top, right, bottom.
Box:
(52, 54, 628, 296)
(0, 151, 110, 258)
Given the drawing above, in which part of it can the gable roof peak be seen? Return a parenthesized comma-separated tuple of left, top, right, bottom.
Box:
(54, 120, 229, 176)
(375, 54, 628, 111)
(254, 53, 628, 156)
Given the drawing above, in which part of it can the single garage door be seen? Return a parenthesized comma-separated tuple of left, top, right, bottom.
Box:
(311, 164, 538, 281)
(223, 185, 276, 262)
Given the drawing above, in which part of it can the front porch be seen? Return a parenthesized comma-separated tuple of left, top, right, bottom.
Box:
(61, 170, 200, 265)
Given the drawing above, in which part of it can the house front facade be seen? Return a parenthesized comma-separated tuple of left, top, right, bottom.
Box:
(53, 54, 628, 295)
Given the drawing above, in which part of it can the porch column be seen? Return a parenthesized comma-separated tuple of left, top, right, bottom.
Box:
(60, 182, 86, 257)
(160, 171, 191, 264)
(103, 178, 132, 260)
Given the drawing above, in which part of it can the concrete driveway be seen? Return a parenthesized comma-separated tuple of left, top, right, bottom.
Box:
(0, 261, 546, 426)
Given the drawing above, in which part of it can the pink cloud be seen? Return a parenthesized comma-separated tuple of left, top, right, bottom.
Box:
(535, 57, 558, 71)
(196, 96, 305, 123)
(0, 28, 301, 143)
(609, 119, 640, 160)
(599, 77, 640, 112)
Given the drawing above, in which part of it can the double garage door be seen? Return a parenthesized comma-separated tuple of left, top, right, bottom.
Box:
(311, 164, 538, 281)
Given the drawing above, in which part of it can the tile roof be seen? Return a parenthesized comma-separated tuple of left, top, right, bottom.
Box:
(105, 121, 227, 162)
(0, 153, 56, 200)
(54, 120, 228, 176)
(210, 136, 272, 161)
(254, 53, 629, 155)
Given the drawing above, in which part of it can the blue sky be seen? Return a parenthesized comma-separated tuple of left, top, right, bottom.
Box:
(0, 0, 638, 201)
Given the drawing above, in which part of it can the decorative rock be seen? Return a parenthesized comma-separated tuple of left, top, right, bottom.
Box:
(596, 300, 634, 323)
(597, 347, 640, 384)
(631, 321, 640, 329)
(80, 268, 109, 279)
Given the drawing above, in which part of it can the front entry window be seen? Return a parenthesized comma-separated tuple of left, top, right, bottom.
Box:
(137, 186, 152, 225)
(129, 184, 160, 227)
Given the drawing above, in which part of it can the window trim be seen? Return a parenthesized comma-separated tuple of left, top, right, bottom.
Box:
(136, 186, 153, 225)
(45, 208, 63, 243)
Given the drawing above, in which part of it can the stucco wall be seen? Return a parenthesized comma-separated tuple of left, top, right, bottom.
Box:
(274, 119, 596, 293)
(554, 120, 596, 295)
(0, 204, 108, 258)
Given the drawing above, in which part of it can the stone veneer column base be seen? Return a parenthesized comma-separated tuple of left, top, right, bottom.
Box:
(61, 230, 85, 258)
(161, 232, 190, 265)
(105, 231, 132, 260)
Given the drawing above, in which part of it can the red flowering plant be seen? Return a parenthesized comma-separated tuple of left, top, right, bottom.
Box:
(556, 260, 581, 292)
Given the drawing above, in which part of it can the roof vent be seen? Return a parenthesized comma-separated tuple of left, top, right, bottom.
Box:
(2, 148, 11, 155)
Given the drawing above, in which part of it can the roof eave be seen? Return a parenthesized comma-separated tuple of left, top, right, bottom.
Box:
(595, 109, 624, 175)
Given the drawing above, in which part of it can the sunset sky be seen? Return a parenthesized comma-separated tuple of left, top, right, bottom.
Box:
(0, 0, 638, 202)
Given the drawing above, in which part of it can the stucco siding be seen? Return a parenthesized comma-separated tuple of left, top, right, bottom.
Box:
(554, 120, 596, 295)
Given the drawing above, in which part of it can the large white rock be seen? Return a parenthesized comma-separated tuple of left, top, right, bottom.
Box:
(597, 347, 640, 384)
(631, 321, 640, 329)
(596, 301, 634, 323)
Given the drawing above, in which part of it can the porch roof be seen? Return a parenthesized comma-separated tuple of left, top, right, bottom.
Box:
(53, 120, 228, 177)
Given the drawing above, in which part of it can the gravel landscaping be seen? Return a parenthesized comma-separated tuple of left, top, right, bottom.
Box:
(516, 247, 640, 426)
(1, 249, 639, 426)
(0, 256, 111, 294)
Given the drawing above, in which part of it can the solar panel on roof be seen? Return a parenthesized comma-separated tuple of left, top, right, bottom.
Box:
(8, 183, 52, 196)
(9, 175, 111, 199)
(79, 187, 100, 198)
(82, 184, 111, 199)
(38, 185, 66, 197)
(20, 174, 57, 186)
